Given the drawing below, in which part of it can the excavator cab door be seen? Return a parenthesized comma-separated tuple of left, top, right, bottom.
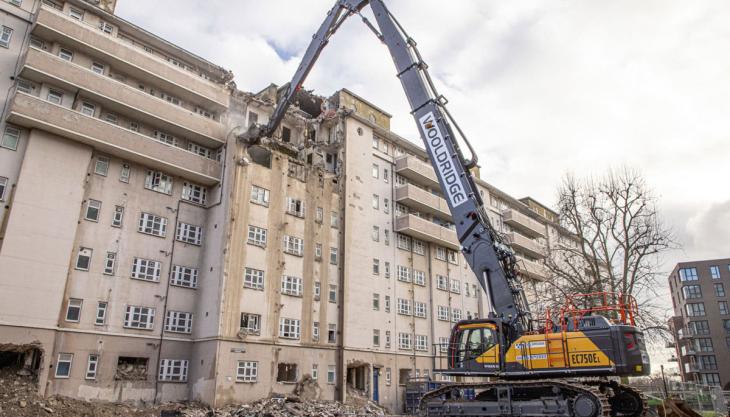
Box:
(449, 322, 500, 372)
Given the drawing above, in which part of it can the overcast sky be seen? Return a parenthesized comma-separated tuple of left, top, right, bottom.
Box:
(117, 0, 729, 371)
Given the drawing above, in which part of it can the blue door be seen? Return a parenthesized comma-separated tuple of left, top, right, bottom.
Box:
(373, 368, 380, 403)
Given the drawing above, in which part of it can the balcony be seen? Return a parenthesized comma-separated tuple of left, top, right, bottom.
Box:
(515, 256, 548, 281)
(20, 47, 224, 146)
(502, 208, 546, 238)
(395, 155, 439, 189)
(677, 329, 699, 340)
(32, 7, 228, 110)
(395, 184, 451, 220)
(7, 93, 221, 185)
(505, 232, 546, 259)
(395, 214, 459, 250)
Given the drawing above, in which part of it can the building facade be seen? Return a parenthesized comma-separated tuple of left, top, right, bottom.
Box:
(668, 259, 730, 388)
(0, 0, 572, 412)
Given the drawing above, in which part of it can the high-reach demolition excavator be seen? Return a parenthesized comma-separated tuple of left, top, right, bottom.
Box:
(239, 1, 651, 416)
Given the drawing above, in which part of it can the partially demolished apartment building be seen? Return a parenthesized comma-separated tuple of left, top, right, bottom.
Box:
(0, 0, 567, 412)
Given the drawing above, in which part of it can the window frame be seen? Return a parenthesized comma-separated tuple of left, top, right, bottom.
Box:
(2, 125, 20, 150)
(236, 361, 258, 383)
(84, 199, 102, 222)
(55, 353, 73, 378)
(65, 298, 83, 322)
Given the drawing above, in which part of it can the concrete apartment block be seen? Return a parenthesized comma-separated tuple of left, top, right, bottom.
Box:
(0, 0, 577, 413)
(668, 258, 730, 388)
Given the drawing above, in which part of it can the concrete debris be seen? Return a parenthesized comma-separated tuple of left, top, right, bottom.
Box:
(0, 368, 389, 417)
(292, 374, 321, 401)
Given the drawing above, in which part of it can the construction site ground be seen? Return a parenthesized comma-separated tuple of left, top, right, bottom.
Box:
(0, 368, 396, 417)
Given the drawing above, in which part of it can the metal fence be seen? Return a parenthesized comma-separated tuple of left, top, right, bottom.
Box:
(633, 380, 729, 416)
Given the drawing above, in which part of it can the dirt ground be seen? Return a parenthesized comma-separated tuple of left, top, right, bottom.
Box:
(0, 368, 388, 417)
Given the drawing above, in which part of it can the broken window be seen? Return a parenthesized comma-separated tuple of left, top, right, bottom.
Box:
(251, 185, 270, 206)
(247, 111, 258, 127)
(75, 247, 92, 271)
(115, 357, 148, 380)
(248, 146, 271, 168)
(240, 313, 261, 334)
(281, 126, 291, 143)
(144, 170, 173, 195)
(286, 197, 305, 217)
(328, 323, 337, 343)
(277, 363, 297, 382)
(279, 318, 301, 339)
(399, 368, 411, 385)
(287, 161, 306, 181)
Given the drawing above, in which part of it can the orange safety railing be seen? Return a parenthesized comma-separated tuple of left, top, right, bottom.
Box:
(544, 292, 639, 334)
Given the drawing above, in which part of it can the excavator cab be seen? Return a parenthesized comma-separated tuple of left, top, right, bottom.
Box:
(447, 320, 504, 374)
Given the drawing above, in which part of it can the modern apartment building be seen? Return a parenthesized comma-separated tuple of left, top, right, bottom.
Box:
(0, 0, 573, 412)
(668, 259, 730, 389)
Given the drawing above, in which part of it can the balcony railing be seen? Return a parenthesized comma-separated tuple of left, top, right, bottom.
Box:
(7, 92, 221, 184)
(395, 184, 451, 220)
(502, 208, 546, 238)
(394, 214, 458, 250)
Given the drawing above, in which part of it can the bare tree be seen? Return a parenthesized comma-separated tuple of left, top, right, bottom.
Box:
(542, 167, 677, 336)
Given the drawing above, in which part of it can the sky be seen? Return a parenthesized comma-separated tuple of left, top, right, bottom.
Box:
(116, 0, 729, 373)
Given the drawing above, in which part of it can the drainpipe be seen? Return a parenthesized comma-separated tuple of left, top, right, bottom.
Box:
(426, 242, 435, 374)
(335, 117, 346, 403)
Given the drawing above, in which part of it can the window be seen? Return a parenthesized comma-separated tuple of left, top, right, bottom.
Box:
(315, 243, 322, 261)
(182, 182, 207, 205)
(85, 199, 101, 221)
(701, 373, 720, 385)
(16, 78, 33, 94)
(131, 257, 161, 282)
(682, 285, 702, 299)
(415, 302, 427, 318)
(711, 266, 721, 279)
(415, 335, 428, 351)
(413, 270, 425, 286)
(243, 267, 264, 290)
(384, 229, 390, 245)
(383, 168, 389, 182)
(397, 265, 411, 282)
(451, 308, 463, 322)
(373, 329, 380, 346)
(720, 301, 729, 315)
(0, 177, 6, 201)
(437, 275, 448, 290)
(176, 222, 203, 245)
(385, 368, 392, 385)
(439, 337, 448, 353)
(124, 305, 155, 329)
(398, 333, 412, 350)
(80, 102, 96, 117)
(311, 364, 318, 380)
(85, 354, 98, 379)
(47, 89, 63, 104)
(700, 355, 718, 370)
(250, 185, 270, 206)
(689, 320, 710, 335)
(450, 279, 461, 294)
(188, 142, 212, 158)
(58, 48, 73, 61)
(328, 284, 337, 303)
(679, 267, 698, 282)
(327, 365, 336, 384)
(413, 239, 425, 255)
(2, 125, 20, 150)
(372, 258, 380, 275)
(384, 199, 390, 215)
(437, 306, 449, 321)
(91, 62, 104, 74)
(329, 247, 338, 265)
(112, 206, 124, 227)
(281, 126, 291, 142)
(372, 137, 379, 149)
(372, 293, 380, 310)
(447, 250, 459, 264)
(103, 252, 116, 275)
(106, 114, 120, 128)
(715, 283, 725, 297)
(159, 359, 188, 382)
(247, 225, 267, 247)
(315, 207, 323, 223)
(395, 173, 407, 185)
(397, 233, 411, 250)
(385, 331, 391, 348)
(473, 284, 478, 297)
(279, 318, 301, 339)
(129, 122, 140, 132)
(313, 322, 319, 341)
(286, 197, 305, 217)
(94, 156, 109, 176)
(138, 212, 167, 237)
(465, 283, 471, 297)
(372, 225, 379, 241)
(237, 361, 258, 382)
(696, 338, 713, 352)
(372, 163, 379, 178)
(372, 194, 379, 210)
(314, 282, 321, 300)
(283, 235, 304, 256)
(144, 170, 173, 194)
(99, 20, 114, 34)
(65, 298, 82, 322)
(384, 262, 391, 278)
(395, 202, 408, 216)
(75, 247, 92, 271)
(281, 275, 303, 296)
(328, 323, 337, 343)
(240, 313, 261, 334)
(236, 361, 259, 382)
(331, 211, 339, 228)
(95, 302, 107, 325)
(55, 353, 73, 378)
(171, 265, 198, 288)
(165, 311, 193, 333)
(0, 25, 13, 48)
(397, 298, 412, 316)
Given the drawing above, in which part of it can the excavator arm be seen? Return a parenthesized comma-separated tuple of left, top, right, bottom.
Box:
(239, 0, 531, 335)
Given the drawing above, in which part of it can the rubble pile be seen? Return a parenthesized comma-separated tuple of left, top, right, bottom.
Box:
(180, 395, 386, 417)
